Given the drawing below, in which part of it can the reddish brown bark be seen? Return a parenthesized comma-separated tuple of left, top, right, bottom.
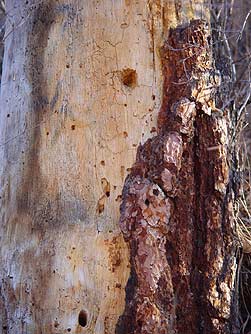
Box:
(116, 20, 239, 334)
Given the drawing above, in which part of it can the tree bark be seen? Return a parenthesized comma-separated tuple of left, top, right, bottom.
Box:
(117, 19, 239, 334)
(0, 1, 238, 334)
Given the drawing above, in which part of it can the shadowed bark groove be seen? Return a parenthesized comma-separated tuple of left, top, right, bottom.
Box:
(116, 20, 239, 334)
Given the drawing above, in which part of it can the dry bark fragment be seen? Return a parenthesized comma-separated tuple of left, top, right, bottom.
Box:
(116, 20, 239, 334)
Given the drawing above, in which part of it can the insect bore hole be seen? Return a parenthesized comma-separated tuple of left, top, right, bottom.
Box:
(145, 199, 150, 206)
(78, 310, 88, 328)
(120, 68, 137, 88)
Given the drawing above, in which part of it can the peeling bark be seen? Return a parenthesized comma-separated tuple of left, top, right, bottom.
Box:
(117, 20, 239, 334)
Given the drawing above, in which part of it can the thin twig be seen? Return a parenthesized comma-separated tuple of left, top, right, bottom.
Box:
(237, 9, 251, 42)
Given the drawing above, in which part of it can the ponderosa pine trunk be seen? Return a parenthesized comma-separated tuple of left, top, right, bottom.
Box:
(0, 1, 239, 334)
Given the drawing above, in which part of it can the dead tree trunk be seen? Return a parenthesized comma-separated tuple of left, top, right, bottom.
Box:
(0, 1, 239, 334)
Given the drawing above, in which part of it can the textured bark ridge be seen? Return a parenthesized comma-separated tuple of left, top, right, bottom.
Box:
(116, 20, 238, 334)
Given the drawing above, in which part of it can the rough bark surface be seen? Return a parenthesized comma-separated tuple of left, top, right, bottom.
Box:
(117, 20, 239, 334)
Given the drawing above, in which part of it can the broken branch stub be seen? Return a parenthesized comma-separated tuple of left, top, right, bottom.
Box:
(116, 20, 239, 334)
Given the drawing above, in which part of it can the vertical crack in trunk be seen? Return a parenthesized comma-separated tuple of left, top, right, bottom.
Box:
(116, 20, 238, 334)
